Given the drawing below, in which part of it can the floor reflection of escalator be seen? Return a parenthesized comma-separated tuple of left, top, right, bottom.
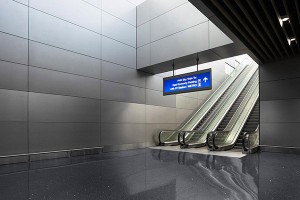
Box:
(150, 149, 258, 200)
(235, 100, 259, 148)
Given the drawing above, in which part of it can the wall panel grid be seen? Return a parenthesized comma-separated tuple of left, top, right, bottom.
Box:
(0, 0, 229, 158)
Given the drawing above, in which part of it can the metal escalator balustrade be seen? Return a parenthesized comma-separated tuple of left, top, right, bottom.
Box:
(242, 126, 259, 154)
(182, 63, 258, 148)
(180, 65, 253, 148)
(158, 59, 251, 146)
(216, 73, 257, 132)
(207, 70, 259, 151)
(235, 101, 259, 148)
(212, 71, 258, 146)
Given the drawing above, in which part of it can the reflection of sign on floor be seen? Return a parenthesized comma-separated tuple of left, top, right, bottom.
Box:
(163, 68, 212, 95)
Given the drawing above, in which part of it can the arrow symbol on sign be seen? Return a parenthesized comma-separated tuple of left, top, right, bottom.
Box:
(203, 77, 208, 83)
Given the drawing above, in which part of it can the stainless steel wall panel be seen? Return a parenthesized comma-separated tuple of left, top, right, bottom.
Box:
(0, 122, 28, 156)
(150, 22, 208, 65)
(101, 80, 145, 104)
(261, 78, 300, 101)
(102, 61, 145, 88)
(0, 61, 28, 91)
(146, 123, 180, 146)
(102, 0, 136, 26)
(261, 99, 300, 123)
(101, 100, 145, 123)
(149, 0, 188, 20)
(29, 9, 101, 58)
(102, 37, 136, 68)
(260, 56, 300, 82)
(209, 21, 233, 49)
(146, 89, 176, 107)
(29, 67, 101, 99)
(15, 0, 28, 5)
(260, 123, 300, 147)
(198, 99, 204, 107)
(29, 93, 100, 122)
(0, 32, 28, 64)
(102, 12, 136, 47)
(176, 109, 193, 124)
(146, 105, 176, 123)
(150, 2, 207, 42)
(30, 0, 101, 33)
(137, 23, 150, 47)
(29, 41, 101, 79)
(0, 0, 28, 38)
(176, 96, 198, 110)
(145, 74, 162, 91)
(260, 56, 300, 147)
(137, 0, 150, 26)
(101, 123, 145, 145)
(177, 92, 198, 99)
(197, 90, 212, 101)
(29, 122, 101, 153)
(137, 44, 150, 69)
(0, 89, 27, 121)
(82, 0, 101, 9)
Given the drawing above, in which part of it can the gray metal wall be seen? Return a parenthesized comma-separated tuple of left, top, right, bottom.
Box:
(260, 55, 300, 148)
(0, 0, 228, 156)
(136, 0, 233, 69)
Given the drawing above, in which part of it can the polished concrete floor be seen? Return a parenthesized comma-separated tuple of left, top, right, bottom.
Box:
(0, 148, 300, 200)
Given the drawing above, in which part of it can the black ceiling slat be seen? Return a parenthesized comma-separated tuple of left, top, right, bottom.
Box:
(234, 0, 280, 58)
(270, 0, 295, 56)
(283, 0, 300, 51)
(200, 0, 265, 62)
(258, 0, 291, 56)
(222, 0, 273, 60)
(245, 0, 286, 57)
(295, 0, 300, 25)
(208, 0, 268, 62)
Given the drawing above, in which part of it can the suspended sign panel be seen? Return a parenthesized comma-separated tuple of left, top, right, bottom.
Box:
(163, 69, 212, 95)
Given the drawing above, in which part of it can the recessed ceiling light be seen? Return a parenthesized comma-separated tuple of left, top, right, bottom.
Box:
(288, 37, 296, 45)
(280, 16, 289, 26)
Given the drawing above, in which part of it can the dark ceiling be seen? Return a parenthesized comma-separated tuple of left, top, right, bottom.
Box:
(200, 0, 300, 63)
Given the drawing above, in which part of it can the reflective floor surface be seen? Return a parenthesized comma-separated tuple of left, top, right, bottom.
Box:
(1, 148, 300, 200)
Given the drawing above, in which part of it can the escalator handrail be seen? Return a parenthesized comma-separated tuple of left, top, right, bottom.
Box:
(212, 131, 230, 150)
(210, 73, 259, 150)
(206, 132, 215, 149)
(158, 59, 251, 145)
(201, 63, 257, 134)
(181, 59, 251, 131)
(222, 71, 259, 132)
(178, 131, 185, 146)
(184, 62, 257, 147)
(159, 130, 179, 145)
(242, 126, 259, 152)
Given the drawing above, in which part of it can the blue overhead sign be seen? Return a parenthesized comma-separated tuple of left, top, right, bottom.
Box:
(163, 69, 212, 95)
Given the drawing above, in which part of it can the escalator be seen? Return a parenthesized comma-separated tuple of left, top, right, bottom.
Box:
(181, 65, 253, 146)
(216, 73, 257, 132)
(158, 59, 252, 146)
(180, 64, 258, 148)
(235, 101, 259, 149)
(206, 70, 259, 151)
